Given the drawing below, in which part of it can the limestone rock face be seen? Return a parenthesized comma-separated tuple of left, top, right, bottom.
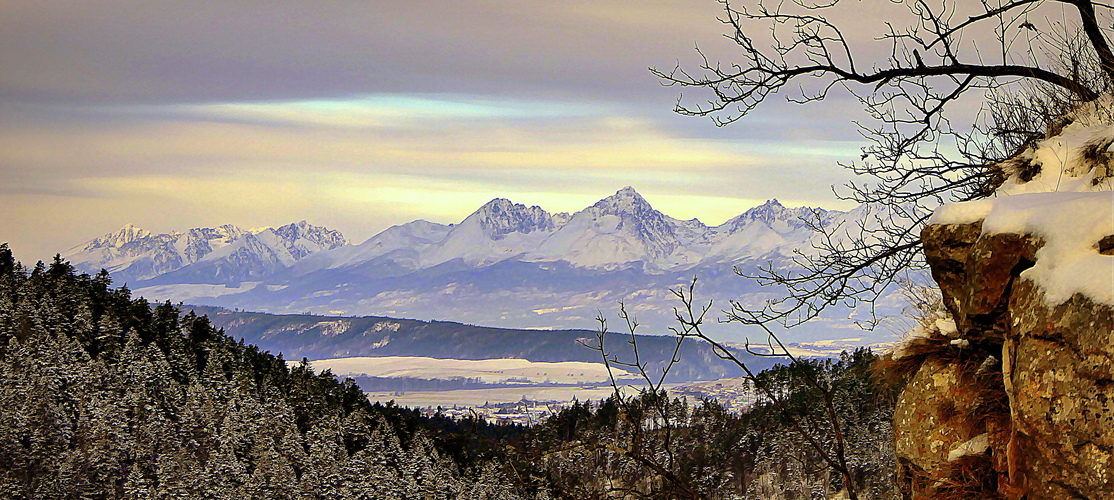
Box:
(920, 221, 982, 316)
(893, 358, 983, 495)
(1006, 279, 1114, 499)
(897, 221, 1114, 499)
(922, 223, 1042, 343)
(896, 94, 1113, 498)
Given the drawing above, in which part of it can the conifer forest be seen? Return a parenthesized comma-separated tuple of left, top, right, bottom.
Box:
(0, 245, 898, 499)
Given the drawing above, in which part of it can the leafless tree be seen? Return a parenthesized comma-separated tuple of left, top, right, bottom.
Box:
(654, 0, 1114, 329)
(582, 306, 701, 499)
(671, 278, 864, 500)
(587, 278, 883, 500)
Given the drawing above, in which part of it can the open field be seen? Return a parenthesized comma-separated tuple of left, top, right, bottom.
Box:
(367, 385, 619, 408)
(367, 383, 681, 408)
(306, 356, 637, 385)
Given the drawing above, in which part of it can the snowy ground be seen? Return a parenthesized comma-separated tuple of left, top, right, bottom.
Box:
(366, 385, 645, 408)
(134, 282, 265, 302)
(729, 337, 897, 358)
(303, 356, 637, 385)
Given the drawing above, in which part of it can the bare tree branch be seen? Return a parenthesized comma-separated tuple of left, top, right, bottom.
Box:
(655, 0, 1112, 329)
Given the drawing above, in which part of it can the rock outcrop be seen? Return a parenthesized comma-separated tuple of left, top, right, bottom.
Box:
(1006, 279, 1114, 498)
(892, 97, 1114, 499)
(900, 218, 1114, 499)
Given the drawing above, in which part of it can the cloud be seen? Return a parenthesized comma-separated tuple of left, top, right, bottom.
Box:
(1, 95, 769, 176)
(0, 1, 878, 261)
(0, 0, 733, 104)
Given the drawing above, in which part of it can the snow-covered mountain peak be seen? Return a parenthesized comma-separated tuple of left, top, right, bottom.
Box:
(592, 186, 655, 217)
(525, 187, 685, 269)
(583, 187, 675, 240)
(743, 199, 787, 219)
(84, 224, 155, 251)
(466, 198, 559, 240)
(64, 220, 345, 283)
(274, 220, 347, 249)
(61, 189, 859, 297)
(725, 199, 826, 231)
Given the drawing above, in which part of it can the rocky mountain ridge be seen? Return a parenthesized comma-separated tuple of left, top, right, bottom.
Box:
(64, 220, 347, 283)
(62, 187, 885, 339)
(69, 187, 840, 282)
(290, 186, 841, 275)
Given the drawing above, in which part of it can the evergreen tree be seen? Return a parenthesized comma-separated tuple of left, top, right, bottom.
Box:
(0, 249, 531, 499)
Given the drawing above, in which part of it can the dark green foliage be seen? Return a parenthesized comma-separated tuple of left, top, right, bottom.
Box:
(741, 349, 898, 499)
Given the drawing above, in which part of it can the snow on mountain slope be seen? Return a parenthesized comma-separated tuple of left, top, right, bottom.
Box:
(422, 198, 565, 267)
(65, 221, 346, 282)
(273, 220, 347, 260)
(701, 199, 831, 262)
(65, 224, 245, 281)
(290, 219, 451, 274)
(87, 223, 152, 251)
(72, 187, 847, 284)
(66, 189, 858, 288)
(525, 187, 692, 270)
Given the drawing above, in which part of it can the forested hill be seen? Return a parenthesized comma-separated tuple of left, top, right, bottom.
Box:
(187, 305, 778, 382)
(0, 247, 538, 498)
(0, 247, 897, 498)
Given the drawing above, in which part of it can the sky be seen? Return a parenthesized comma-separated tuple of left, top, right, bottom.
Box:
(1, 0, 874, 262)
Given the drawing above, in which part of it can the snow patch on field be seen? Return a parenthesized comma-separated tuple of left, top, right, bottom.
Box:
(366, 385, 641, 408)
(134, 282, 261, 302)
(302, 356, 636, 385)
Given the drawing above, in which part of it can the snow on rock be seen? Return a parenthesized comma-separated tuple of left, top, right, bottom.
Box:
(947, 433, 990, 462)
(928, 95, 1114, 307)
(930, 192, 1113, 307)
(901, 97, 1114, 497)
(934, 317, 957, 337)
(890, 304, 954, 360)
(997, 95, 1114, 196)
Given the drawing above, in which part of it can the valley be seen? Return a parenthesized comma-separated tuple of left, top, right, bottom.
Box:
(60, 187, 906, 415)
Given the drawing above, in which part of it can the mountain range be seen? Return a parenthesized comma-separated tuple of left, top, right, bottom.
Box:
(64, 220, 346, 283)
(63, 187, 899, 343)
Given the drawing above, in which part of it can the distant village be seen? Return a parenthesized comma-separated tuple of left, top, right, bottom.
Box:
(411, 377, 759, 425)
